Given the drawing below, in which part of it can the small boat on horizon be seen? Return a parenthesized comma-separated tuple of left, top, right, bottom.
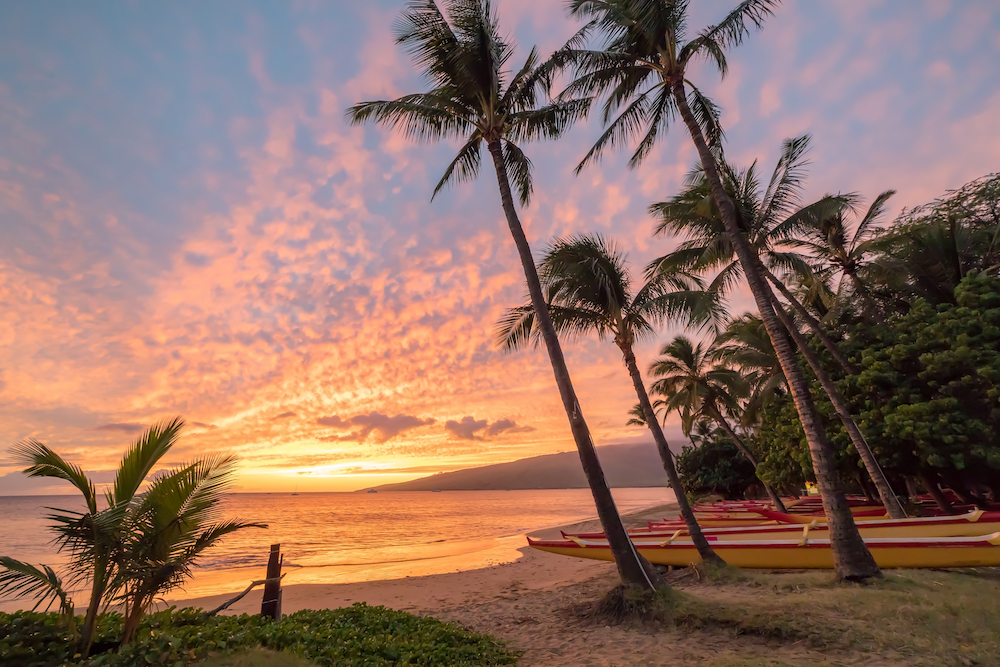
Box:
(432, 489, 441, 492)
(367, 488, 378, 493)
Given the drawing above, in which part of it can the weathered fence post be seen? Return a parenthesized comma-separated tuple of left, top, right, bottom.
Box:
(261, 543, 283, 620)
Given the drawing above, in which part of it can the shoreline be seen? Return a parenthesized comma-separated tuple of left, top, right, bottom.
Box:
(164, 501, 677, 616)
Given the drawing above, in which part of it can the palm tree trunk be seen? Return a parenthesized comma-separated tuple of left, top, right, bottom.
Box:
(78, 562, 108, 656)
(918, 471, 956, 515)
(486, 140, 661, 590)
(768, 298, 907, 519)
(762, 267, 858, 374)
(672, 80, 880, 580)
(704, 405, 787, 513)
(121, 593, 146, 644)
(619, 341, 724, 565)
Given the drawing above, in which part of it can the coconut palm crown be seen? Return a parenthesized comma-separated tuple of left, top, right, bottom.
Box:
(347, 0, 587, 205)
(562, 0, 778, 171)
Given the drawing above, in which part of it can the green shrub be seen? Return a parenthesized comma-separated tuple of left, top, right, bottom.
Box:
(0, 605, 518, 667)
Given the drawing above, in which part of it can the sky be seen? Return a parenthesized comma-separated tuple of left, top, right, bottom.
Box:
(1, 0, 999, 495)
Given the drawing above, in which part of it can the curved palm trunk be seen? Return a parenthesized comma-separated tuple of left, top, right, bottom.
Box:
(620, 342, 724, 565)
(768, 299, 907, 519)
(762, 267, 858, 374)
(704, 405, 787, 513)
(486, 140, 661, 590)
(672, 81, 880, 580)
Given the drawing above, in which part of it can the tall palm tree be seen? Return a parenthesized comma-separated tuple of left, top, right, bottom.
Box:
(496, 234, 724, 564)
(347, 0, 659, 589)
(565, 0, 881, 579)
(649, 335, 786, 512)
(648, 141, 906, 519)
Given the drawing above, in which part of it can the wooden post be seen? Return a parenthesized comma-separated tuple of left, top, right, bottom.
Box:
(261, 543, 283, 620)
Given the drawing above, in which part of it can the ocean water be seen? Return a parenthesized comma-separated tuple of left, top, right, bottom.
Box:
(0, 487, 672, 604)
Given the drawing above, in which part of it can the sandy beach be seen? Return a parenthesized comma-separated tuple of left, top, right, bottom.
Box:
(167, 503, 866, 667)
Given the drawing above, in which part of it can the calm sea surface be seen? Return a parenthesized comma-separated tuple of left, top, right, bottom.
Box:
(0, 488, 672, 605)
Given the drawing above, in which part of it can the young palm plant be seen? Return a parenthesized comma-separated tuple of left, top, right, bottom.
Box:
(346, 0, 660, 589)
(116, 454, 263, 642)
(649, 335, 786, 512)
(565, 0, 881, 578)
(647, 139, 906, 519)
(0, 419, 263, 653)
(496, 234, 725, 565)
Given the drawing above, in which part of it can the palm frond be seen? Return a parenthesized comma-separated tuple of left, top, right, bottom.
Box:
(692, 0, 779, 53)
(11, 440, 97, 513)
(0, 557, 73, 615)
(432, 133, 482, 200)
(110, 417, 183, 506)
(503, 140, 533, 206)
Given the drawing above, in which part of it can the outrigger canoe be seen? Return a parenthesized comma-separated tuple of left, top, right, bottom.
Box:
(566, 510, 1000, 542)
(527, 532, 1000, 569)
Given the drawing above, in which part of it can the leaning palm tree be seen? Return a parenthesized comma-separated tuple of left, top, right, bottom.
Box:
(347, 0, 659, 589)
(497, 234, 724, 564)
(649, 335, 786, 512)
(648, 139, 906, 519)
(565, 0, 880, 578)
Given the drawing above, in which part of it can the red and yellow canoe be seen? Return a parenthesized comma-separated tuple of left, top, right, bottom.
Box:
(567, 511, 1000, 542)
(527, 532, 1000, 569)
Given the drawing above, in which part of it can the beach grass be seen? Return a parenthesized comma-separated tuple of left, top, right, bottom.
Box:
(669, 567, 1000, 666)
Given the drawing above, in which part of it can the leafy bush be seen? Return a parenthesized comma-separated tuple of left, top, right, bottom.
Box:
(675, 433, 757, 499)
(0, 604, 518, 667)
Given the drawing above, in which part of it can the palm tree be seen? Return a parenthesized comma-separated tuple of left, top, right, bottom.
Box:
(713, 314, 786, 426)
(649, 335, 786, 512)
(347, 0, 659, 589)
(4, 420, 183, 654)
(496, 234, 724, 564)
(0, 419, 263, 653)
(565, 0, 880, 579)
(647, 136, 857, 373)
(647, 141, 906, 519)
(786, 190, 897, 321)
(116, 454, 263, 642)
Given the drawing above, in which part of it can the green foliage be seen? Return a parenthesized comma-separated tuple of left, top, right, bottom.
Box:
(855, 272, 1000, 488)
(0, 605, 518, 667)
(754, 272, 1000, 494)
(676, 431, 757, 499)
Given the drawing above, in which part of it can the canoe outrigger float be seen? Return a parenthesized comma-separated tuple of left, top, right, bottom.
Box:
(527, 532, 1000, 569)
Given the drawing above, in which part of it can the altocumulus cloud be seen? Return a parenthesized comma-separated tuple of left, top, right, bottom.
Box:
(94, 422, 146, 433)
(317, 412, 435, 443)
(445, 416, 534, 441)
